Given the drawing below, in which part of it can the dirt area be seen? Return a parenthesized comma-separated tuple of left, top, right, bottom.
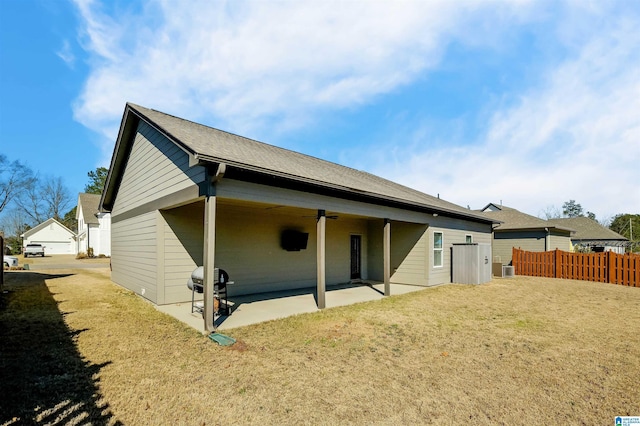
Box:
(16, 254, 111, 270)
(1, 270, 638, 425)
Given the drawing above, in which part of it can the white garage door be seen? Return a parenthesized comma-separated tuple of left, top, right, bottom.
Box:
(35, 241, 73, 255)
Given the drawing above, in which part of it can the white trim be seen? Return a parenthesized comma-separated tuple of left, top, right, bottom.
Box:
(433, 231, 443, 268)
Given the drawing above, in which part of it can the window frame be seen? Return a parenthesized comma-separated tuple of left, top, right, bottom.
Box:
(433, 231, 443, 268)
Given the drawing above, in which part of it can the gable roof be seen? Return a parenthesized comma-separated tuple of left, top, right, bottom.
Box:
(547, 217, 627, 241)
(78, 193, 102, 225)
(101, 103, 496, 224)
(21, 218, 75, 238)
(480, 203, 574, 233)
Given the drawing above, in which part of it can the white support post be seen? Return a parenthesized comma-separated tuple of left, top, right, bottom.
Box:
(317, 209, 326, 309)
(384, 218, 391, 296)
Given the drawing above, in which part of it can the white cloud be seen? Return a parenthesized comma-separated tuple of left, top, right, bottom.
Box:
(70, 0, 639, 220)
(56, 39, 75, 66)
(71, 0, 534, 143)
(376, 8, 640, 220)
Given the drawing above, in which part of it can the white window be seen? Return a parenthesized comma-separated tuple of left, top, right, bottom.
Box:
(433, 232, 443, 268)
(466, 234, 473, 244)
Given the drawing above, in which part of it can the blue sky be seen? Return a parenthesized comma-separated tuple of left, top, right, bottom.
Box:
(1, 0, 639, 223)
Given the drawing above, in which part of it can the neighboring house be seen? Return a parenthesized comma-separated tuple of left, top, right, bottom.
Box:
(100, 103, 497, 323)
(21, 218, 77, 255)
(547, 216, 628, 253)
(76, 193, 111, 256)
(480, 203, 574, 265)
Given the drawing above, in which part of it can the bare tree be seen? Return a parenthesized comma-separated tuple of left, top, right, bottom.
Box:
(0, 207, 31, 239)
(13, 175, 72, 224)
(13, 177, 46, 224)
(0, 155, 35, 214)
(42, 177, 72, 221)
(539, 205, 562, 219)
(598, 215, 612, 228)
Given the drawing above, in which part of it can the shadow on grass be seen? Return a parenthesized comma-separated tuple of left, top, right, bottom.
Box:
(0, 272, 121, 425)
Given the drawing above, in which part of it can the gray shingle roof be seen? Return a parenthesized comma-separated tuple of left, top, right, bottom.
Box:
(78, 193, 101, 225)
(547, 217, 627, 241)
(480, 204, 574, 232)
(122, 103, 493, 223)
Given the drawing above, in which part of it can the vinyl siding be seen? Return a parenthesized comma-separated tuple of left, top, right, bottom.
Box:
(110, 212, 158, 303)
(493, 230, 546, 265)
(217, 203, 313, 295)
(161, 203, 204, 304)
(428, 216, 493, 286)
(368, 221, 429, 286)
(215, 203, 369, 297)
(549, 232, 571, 252)
(111, 121, 205, 217)
(367, 217, 492, 286)
(155, 199, 373, 301)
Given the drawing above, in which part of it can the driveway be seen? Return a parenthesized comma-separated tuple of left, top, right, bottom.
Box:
(19, 254, 111, 270)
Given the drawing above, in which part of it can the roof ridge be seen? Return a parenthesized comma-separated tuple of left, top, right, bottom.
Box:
(129, 103, 370, 174)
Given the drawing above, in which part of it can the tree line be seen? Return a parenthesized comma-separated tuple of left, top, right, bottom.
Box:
(0, 154, 107, 254)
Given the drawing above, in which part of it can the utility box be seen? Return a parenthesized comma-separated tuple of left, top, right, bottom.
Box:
(452, 243, 492, 285)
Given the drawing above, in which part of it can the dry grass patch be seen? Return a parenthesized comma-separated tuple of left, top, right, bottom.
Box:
(1, 271, 639, 424)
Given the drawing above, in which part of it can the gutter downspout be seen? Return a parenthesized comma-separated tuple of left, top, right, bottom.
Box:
(544, 227, 549, 251)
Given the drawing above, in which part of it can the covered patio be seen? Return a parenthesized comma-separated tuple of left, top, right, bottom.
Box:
(160, 193, 431, 333)
(156, 281, 427, 333)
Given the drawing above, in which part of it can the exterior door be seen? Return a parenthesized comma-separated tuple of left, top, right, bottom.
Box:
(350, 235, 362, 279)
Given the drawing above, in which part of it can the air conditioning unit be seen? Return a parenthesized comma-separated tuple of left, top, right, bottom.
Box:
(502, 265, 515, 277)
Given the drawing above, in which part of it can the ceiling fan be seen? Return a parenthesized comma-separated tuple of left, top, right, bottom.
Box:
(302, 213, 339, 220)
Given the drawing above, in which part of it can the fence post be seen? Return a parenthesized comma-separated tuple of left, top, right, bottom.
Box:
(554, 249, 560, 278)
(607, 250, 614, 284)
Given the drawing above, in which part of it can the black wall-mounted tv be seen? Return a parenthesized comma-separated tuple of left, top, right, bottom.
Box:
(281, 230, 309, 251)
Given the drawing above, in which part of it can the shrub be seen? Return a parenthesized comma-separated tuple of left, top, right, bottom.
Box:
(76, 252, 88, 259)
(87, 247, 94, 258)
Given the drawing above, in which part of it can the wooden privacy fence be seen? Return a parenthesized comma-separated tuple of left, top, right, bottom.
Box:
(512, 248, 640, 287)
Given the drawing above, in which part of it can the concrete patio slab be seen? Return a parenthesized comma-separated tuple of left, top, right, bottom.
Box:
(156, 282, 427, 334)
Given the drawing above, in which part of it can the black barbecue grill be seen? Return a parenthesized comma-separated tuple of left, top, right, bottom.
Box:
(188, 267, 231, 316)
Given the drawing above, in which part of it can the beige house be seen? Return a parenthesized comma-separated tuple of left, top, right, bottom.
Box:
(101, 103, 496, 330)
(481, 203, 574, 265)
